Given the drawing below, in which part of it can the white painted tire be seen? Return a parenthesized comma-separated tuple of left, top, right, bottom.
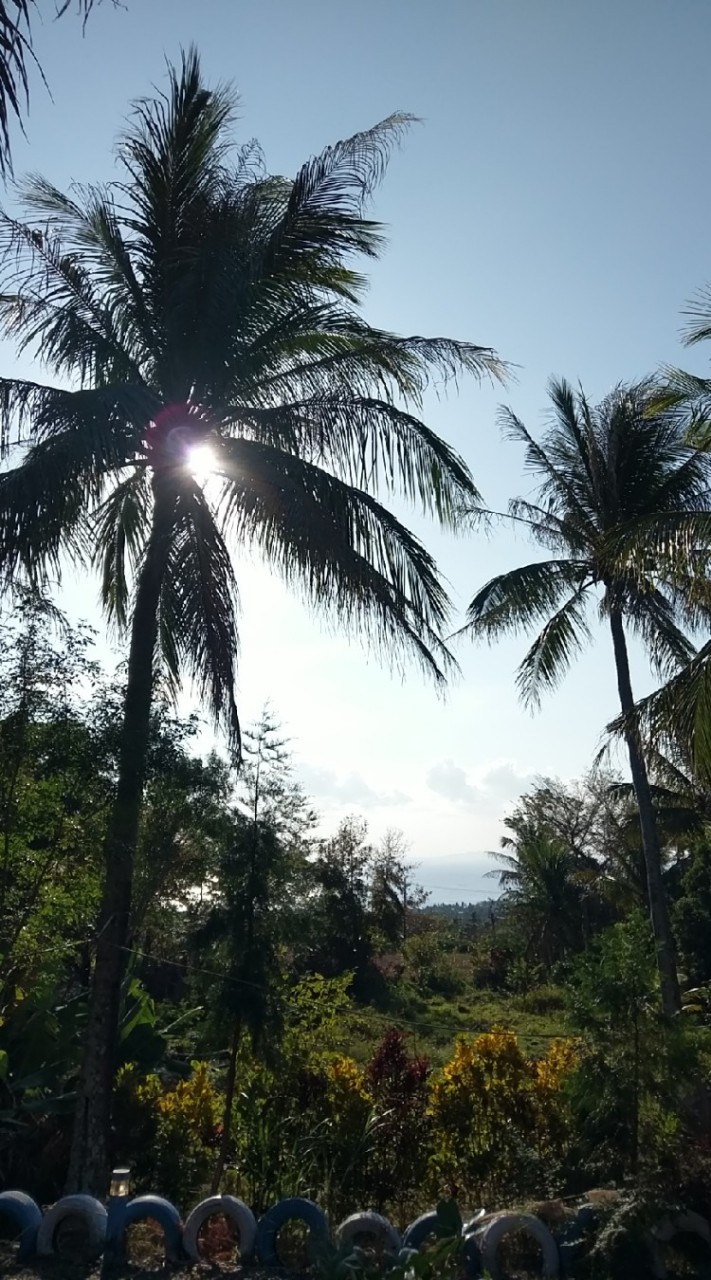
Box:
(183, 1194, 257, 1263)
(36, 1194, 107, 1258)
(481, 1212, 559, 1278)
(336, 1212, 401, 1255)
(648, 1211, 711, 1280)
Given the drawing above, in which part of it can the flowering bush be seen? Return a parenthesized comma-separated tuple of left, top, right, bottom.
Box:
(113, 1029, 578, 1214)
(428, 1028, 577, 1202)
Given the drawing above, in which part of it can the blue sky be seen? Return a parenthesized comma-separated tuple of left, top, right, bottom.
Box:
(4, 0, 711, 899)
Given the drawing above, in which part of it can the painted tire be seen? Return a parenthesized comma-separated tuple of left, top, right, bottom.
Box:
(397, 1247, 420, 1264)
(337, 1212, 401, 1255)
(36, 1194, 107, 1259)
(183, 1194, 257, 1263)
(463, 1209, 487, 1235)
(556, 1205, 597, 1275)
(653, 1210, 711, 1245)
(107, 1195, 183, 1263)
(403, 1212, 440, 1250)
(255, 1197, 330, 1267)
(480, 1213, 559, 1279)
(461, 1230, 484, 1278)
(402, 1211, 481, 1278)
(649, 1211, 711, 1280)
(0, 1190, 42, 1261)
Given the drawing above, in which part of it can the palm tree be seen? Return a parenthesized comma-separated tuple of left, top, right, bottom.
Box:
(0, 51, 502, 1192)
(459, 379, 711, 1016)
(491, 816, 591, 968)
(614, 287, 711, 785)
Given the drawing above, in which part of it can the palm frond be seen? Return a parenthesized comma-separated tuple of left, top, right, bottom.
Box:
(617, 585, 697, 679)
(498, 400, 597, 539)
(0, 382, 150, 580)
(506, 497, 587, 554)
(93, 468, 152, 630)
(232, 394, 479, 523)
(116, 46, 236, 260)
(0, 1, 32, 178)
(0, 439, 88, 583)
(18, 175, 156, 359)
(256, 323, 506, 407)
(159, 484, 241, 756)
(516, 587, 592, 706)
(256, 113, 414, 284)
(0, 0, 103, 176)
(0, 212, 146, 385)
(682, 285, 711, 349)
(609, 641, 711, 786)
(215, 437, 455, 683)
(0, 374, 62, 453)
(457, 559, 589, 641)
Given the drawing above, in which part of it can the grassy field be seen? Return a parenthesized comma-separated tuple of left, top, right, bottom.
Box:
(343, 980, 569, 1067)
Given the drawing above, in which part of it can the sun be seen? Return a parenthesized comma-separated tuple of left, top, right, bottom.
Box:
(186, 442, 217, 485)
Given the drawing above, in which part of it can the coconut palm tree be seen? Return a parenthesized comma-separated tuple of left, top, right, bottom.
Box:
(491, 816, 592, 968)
(0, 51, 503, 1191)
(458, 379, 711, 1016)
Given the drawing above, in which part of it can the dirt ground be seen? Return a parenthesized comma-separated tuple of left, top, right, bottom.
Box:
(0, 1242, 275, 1280)
(3, 1262, 272, 1280)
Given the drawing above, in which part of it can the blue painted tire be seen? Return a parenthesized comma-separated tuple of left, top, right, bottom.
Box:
(0, 1191, 42, 1261)
(107, 1195, 183, 1263)
(556, 1205, 597, 1275)
(461, 1231, 483, 1278)
(403, 1212, 440, 1250)
(36, 1194, 107, 1259)
(256, 1197, 330, 1267)
(183, 1195, 257, 1263)
(337, 1212, 401, 1255)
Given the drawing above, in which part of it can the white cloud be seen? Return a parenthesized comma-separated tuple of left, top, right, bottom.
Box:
(426, 757, 537, 809)
(426, 759, 478, 804)
(298, 763, 412, 809)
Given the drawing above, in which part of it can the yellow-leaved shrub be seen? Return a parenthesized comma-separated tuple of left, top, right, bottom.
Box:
(428, 1028, 577, 1201)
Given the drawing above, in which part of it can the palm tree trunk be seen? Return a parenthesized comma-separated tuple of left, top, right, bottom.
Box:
(66, 483, 174, 1194)
(609, 608, 681, 1016)
(211, 1016, 242, 1194)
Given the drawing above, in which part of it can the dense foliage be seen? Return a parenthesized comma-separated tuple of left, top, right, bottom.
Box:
(2, 600, 711, 1234)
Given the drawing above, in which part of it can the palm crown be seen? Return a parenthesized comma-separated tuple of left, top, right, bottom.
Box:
(0, 49, 502, 748)
(459, 378, 707, 701)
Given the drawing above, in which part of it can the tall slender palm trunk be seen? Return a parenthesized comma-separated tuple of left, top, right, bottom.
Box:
(609, 608, 681, 1017)
(66, 483, 174, 1194)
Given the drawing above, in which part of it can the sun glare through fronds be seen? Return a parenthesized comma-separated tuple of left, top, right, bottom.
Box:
(187, 442, 217, 485)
